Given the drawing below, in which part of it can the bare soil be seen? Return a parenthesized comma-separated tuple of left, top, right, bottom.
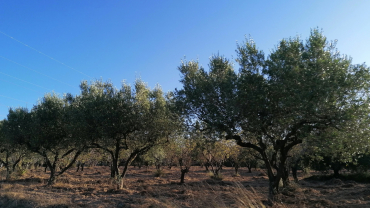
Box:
(1, 166, 370, 207)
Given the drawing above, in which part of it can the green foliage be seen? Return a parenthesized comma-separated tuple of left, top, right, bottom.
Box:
(306, 172, 370, 183)
(302, 115, 370, 174)
(0, 108, 31, 180)
(16, 168, 27, 177)
(143, 145, 167, 169)
(355, 153, 370, 172)
(75, 79, 180, 180)
(176, 28, 370, 194)
(1, 28, 370, 196)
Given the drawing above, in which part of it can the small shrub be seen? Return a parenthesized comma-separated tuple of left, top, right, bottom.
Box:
(280, 182, 301, 196)
(302, 167, 311, 176)
(232, 173, 240, 177)
(211, 173, 223, 181)
(154, 169, 165, 177)
(206, 171, 214, 177)
(16, 168, 27, 177)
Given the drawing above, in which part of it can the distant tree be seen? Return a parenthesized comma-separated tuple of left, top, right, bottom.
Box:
(233, 147, 259, 174)
(354, 152, 370, 173)
(143, 145, 166, 170)
(162, 141, 180, 169)
(0, 110, 29, 180)
(176, 29, 370, 196)
(165, 127, 199, 184)
(77, 79, 179, 188)
(194, 136, 234, 179)
(225, 142, 242, 175)
(285, 144, 306, 183)
(177, 137, 196, 184)
(305, 117, 370, 176)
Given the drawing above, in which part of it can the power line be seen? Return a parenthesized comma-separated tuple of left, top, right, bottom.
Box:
(0, 77, 43, 93)
(0, 55, 77, 89)
(0, 30, 93, 79)
(0, 94, 28, 104)
(0, 71, 52, 91)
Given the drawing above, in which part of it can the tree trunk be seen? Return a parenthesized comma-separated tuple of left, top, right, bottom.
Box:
(272, 151, 289, 193)
(111, 157, 119, 178)
(260, 151, 276, 198)
(281, 167, 290, 187)
(110, 139, 121, 178)
(247, 164, 252, 173)
(4, 152, 11, 180)
(44, 155, 57, 186)
(120, 154, 136, 179)
(47, 168, 57, 186)
(180, 168, 189, 184)
(234, 165, 239, 175)
(2, 151, 22, 181)
(292, 166, 298, 183)
(261, 155, 286, 198)
(118, 153, 138, 189)
(332, 162, 341, 177)
(6, 165, 11, 181)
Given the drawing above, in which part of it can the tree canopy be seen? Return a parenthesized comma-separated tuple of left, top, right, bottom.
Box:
(176, 28, 370, 195)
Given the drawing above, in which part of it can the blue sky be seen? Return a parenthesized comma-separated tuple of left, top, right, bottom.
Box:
(0, 0, 370, 119)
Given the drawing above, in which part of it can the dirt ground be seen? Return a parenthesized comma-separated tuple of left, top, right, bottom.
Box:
(0, 166, 370, 208)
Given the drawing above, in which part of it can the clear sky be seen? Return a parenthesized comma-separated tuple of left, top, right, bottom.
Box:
(0, 0, 370, 119)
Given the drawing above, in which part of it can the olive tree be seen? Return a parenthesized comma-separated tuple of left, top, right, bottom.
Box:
(0, 111, 29, 180)
(20, 93, 87, 185)
(77, 79, 179, 188)
(176, 29, 370, 195)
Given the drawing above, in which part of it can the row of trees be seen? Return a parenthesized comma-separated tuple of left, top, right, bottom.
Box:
(0, 80, 180, 187)
(1, 29, 370, 197)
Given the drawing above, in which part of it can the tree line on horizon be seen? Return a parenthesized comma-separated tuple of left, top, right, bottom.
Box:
(1, 28, 370, 197)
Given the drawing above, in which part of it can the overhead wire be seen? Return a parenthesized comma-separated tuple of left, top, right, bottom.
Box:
(0, 30, 93, 79)
(0, 71, 53, 91)
(0, 55, 77, 89)
(0, 30, 85, 117)
(0, 94, 28, 104)
(0, 77, 43, 93)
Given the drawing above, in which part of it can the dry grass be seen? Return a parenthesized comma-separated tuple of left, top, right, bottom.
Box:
(1, 166, 370, 207)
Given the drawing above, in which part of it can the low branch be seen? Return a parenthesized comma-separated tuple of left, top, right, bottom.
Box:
(92, 143, 114, 155)
(61, 148, 76, 158)
(226, 134, 263, 154)
(57, 150, 83, 176)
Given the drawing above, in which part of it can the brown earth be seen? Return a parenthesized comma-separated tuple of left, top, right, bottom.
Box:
(0, 166, 370, 208)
